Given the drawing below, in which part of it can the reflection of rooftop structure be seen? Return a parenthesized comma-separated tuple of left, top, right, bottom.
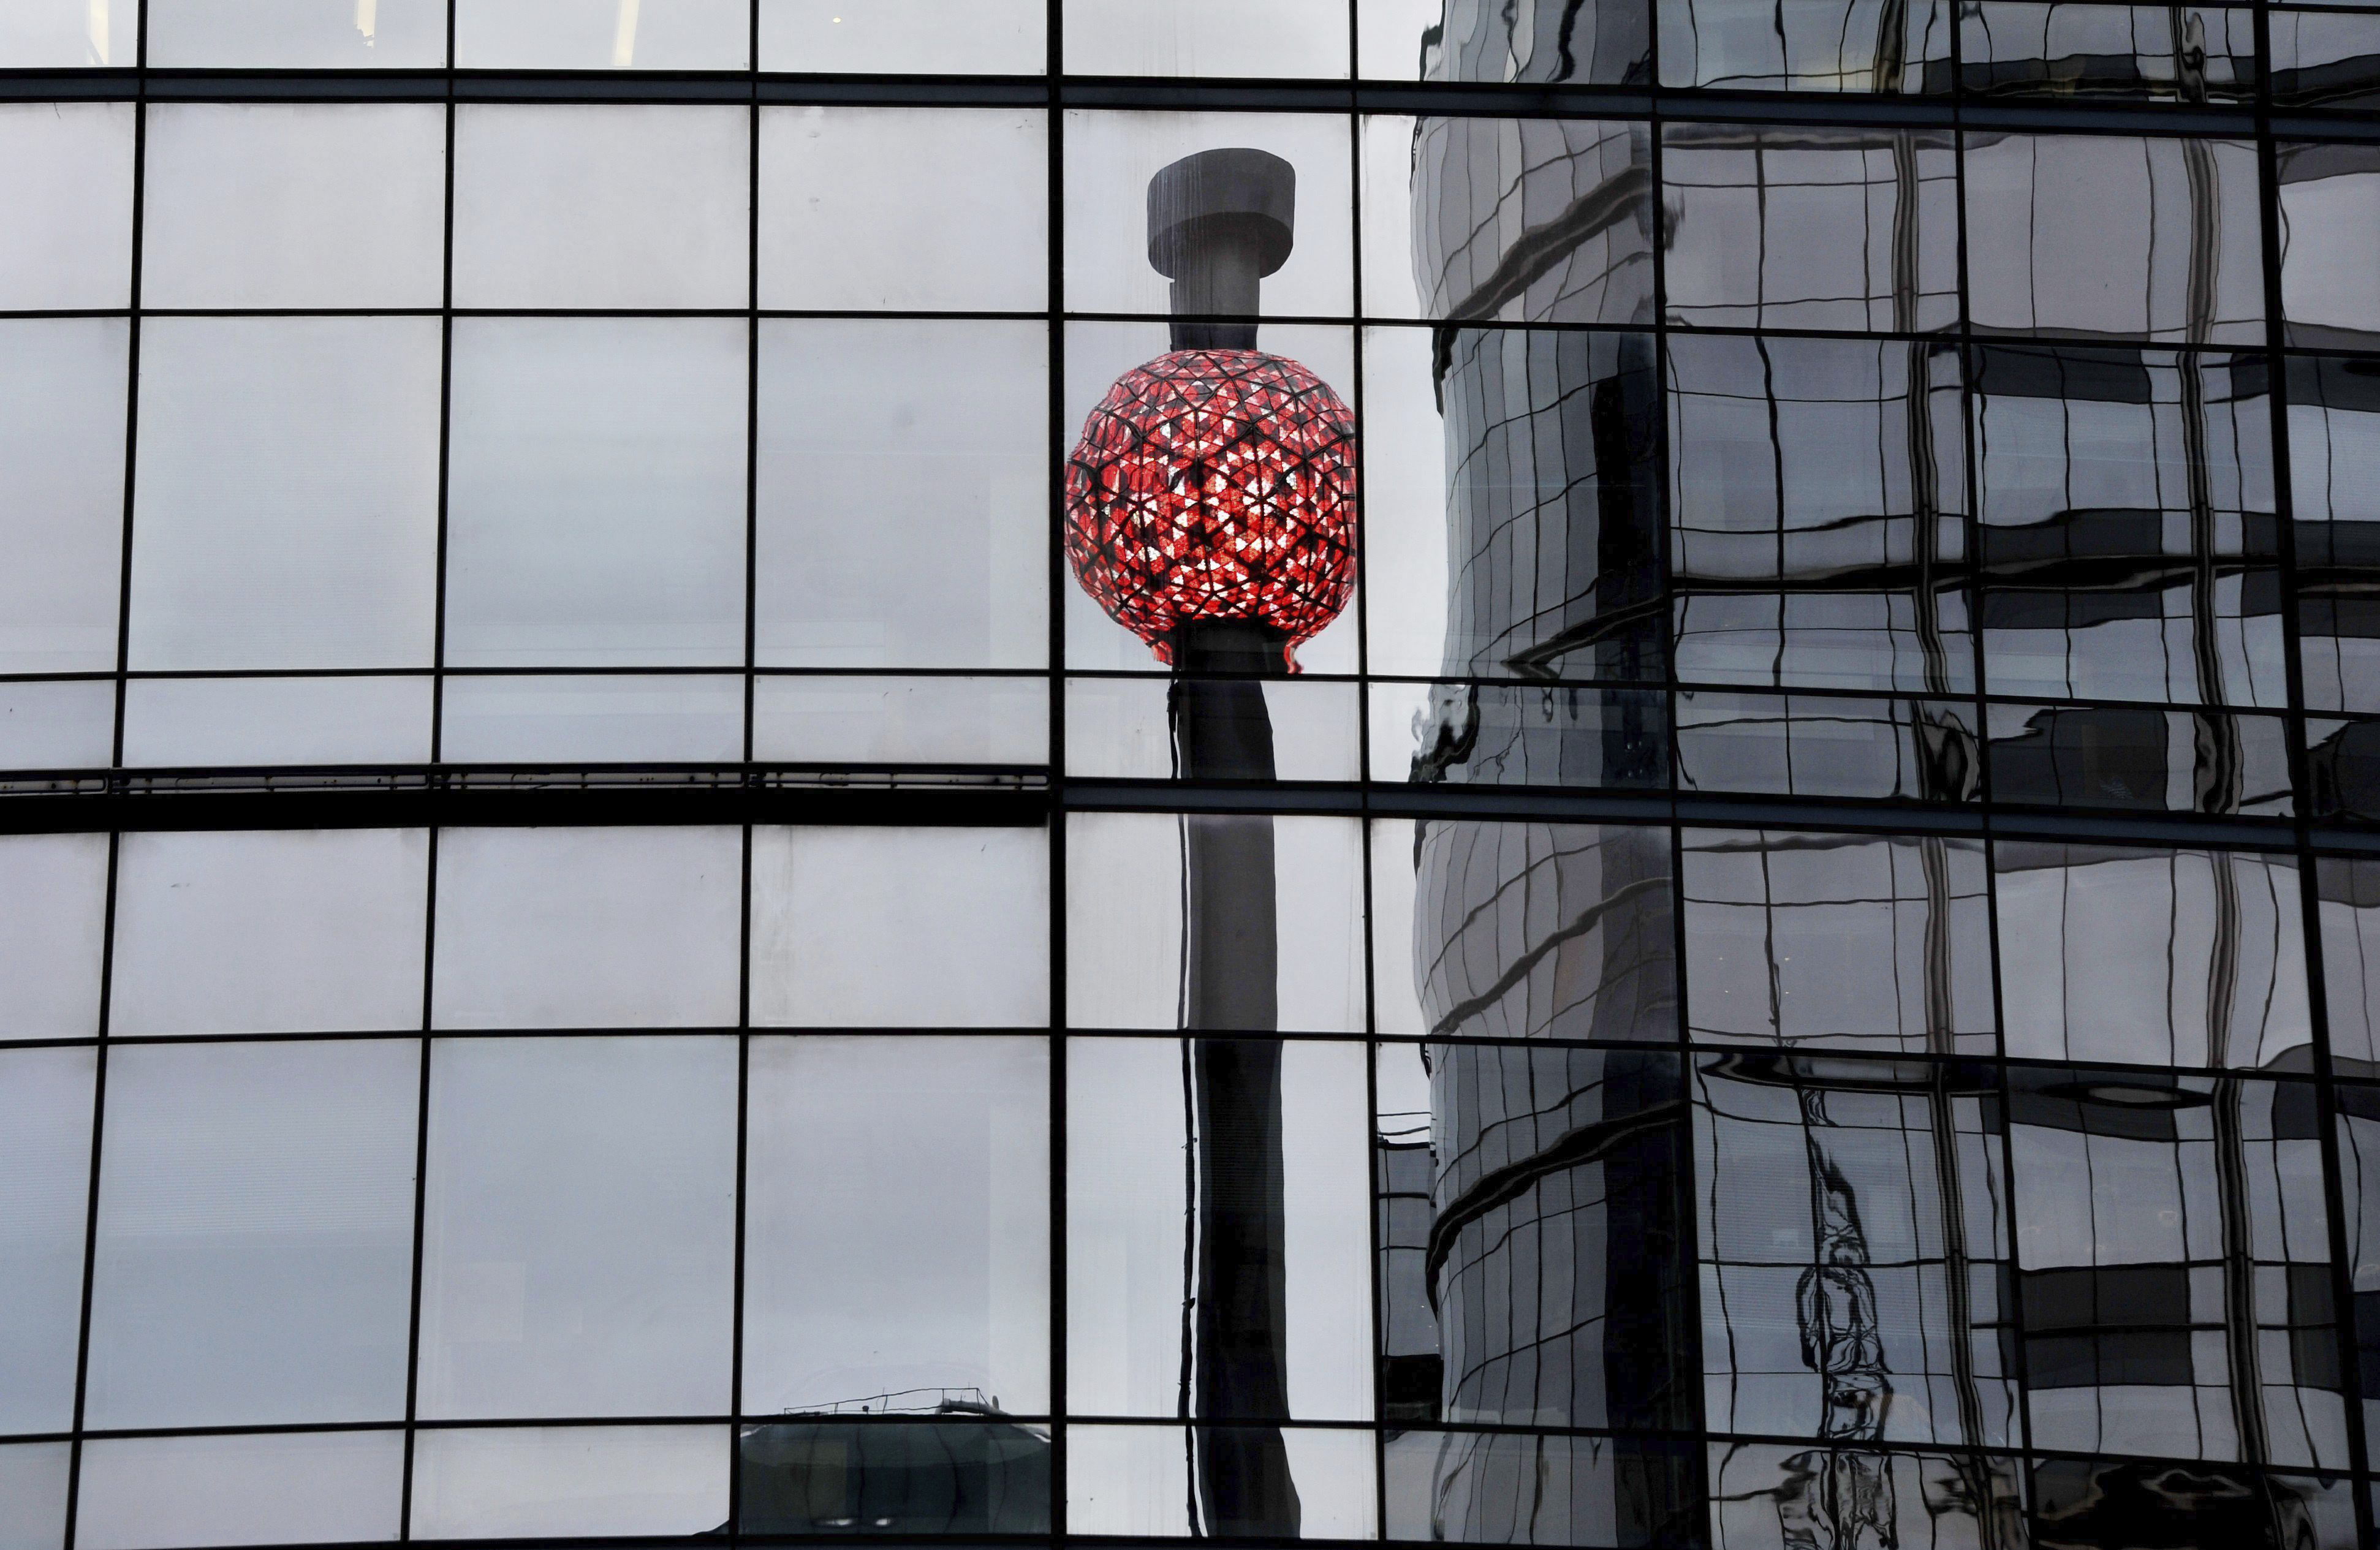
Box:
(730, 1393, 1052, 1536)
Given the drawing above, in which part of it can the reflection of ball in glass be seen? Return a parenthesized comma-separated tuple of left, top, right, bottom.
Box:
(1065, 349, 1358, 671)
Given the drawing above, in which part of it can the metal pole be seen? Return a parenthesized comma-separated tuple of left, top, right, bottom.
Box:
(1151, 148, 1304, 1539)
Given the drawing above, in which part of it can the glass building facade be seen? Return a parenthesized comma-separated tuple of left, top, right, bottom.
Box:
(5, 1, 2380, 1546)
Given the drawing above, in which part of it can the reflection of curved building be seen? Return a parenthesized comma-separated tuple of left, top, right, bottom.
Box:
(1398, 6, 2360, 1545)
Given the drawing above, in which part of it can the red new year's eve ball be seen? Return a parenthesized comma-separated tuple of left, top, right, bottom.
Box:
(1065, 349, 1357, 671)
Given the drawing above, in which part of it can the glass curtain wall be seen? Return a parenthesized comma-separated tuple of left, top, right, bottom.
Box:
(4, 1, 2380, 1548)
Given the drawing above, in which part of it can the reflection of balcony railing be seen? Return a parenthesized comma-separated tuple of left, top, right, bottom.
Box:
(786, 1385, 1004, 1418)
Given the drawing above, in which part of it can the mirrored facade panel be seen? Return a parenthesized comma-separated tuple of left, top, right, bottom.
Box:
(416, 1036, 738, 1420)
(758, 0, 1045, 73)
(1404, 118, 1653, 326)
(1422, 0, 1653, 83)
(2290, 354, 2380, 712)
(453, 0, 751, 68)
(1381, 681, 1669, 790)
(408, 1424, 729, 1539)
(1681, 829, 1997, 1053)
(2007, 1071, 2346, 1467)
(109, 828, 428, 1037)
(1389, 820, 1677, 1044)
(1696, 1053, 2018, 1448)
(1385, 1429, 1702, 1545)
(0, 102, 132, 311)
(749, 674, 1051, 766)
(0, 833, 107, 1043)
(1965, 132, 2265, 344)
(2273, 10, 2380, 107)
(1067, 1036, 1373, 1424)
(738, 1415, 1053, 1536)
(758, 107, 1047, 311)
(1708, 1442, 2025, 1550)
(1068, 675, 1360, 782)
(1986, 701, 2295, 814)
(1960, 3, 2257, 100)
(749, 825, 1049, 1027)
(2034, 1458, 2359, 1550)
(2317, 858, 2380, 1075)
(1993, 841, 2313, 1068)
(0, 0, 134, 66)
(756, 319, 1048, 670)
(0, 1442, 69, 1550)
(434, 673, 746, 764)
(1661, 0, 1953, 91)
(1063, 0, 1349, 78)
(128, 318, 443, 673)
(452, 104, 750, 310)
(1066, 1424, 1378, 1538)
(118, 674, 434, 769)
(82, 1038, 420, 1430)
(744, 1035, 1050, 1416)
(0, 1047, 94, 1437)
(2281, 143, 2380, 349)
(1664, 125, 1960, 334)
(138, 104, 445, 310)
(1669, 333, 1974, 694)
(443, 318, 748, 670)
(1399, 1044, 1697, 1433)
(0, 319, 125, 675)
(1067, 813, 1366, 1033)
(1064, 112, 1353, 320)
(430, 826, 742, 1030)
(143, 0, 445, 66)
(1675, 692, 1980, 801)
(72, 1431, 404, 1550)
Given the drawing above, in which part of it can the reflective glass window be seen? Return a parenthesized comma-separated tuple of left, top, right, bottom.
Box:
(0, 1443, 69, 1550)
(1066, 1036, 1373, 1420)
(455, 0, 751, 67)
(431, 826, 741, 1030)
(0, 103, 132, 311)
(743, 1035, 1050, 1413)
(1682, 829, 1996, 1053)
(109, 829, 428, 1038)
(1664, 124, 1958, 333)
(128, 318, 442, 673)
(2281, 143, 2380, 349)
(1661, 0, 1952, 89)
(756, 320, 1048, 670)
(140, 105, 445, 309)
(759, 0, 1045, 72)
(0, 833, 107, 1042)
(2009, 1072, 2343, 1465)
(1965, 132, 2265, 343)
(72, 1432, 404, 1550)
(83, 1039, 420, 1429)
(1993, 841, 2313, 1068)
(1064, 0, 1350, 78)
(0, 319, 125, 675)
(436, 674, 746, 765)
(417, 1037, 738, 1418)
(408, 1425, 729, 1538)
(758, 107, 1047, 311)
(119, 676, 434, 769)
(0, 1048, 94, 1436)
(750, 826, 1048, 1027)
(452, 105, 751, 309)
(443, 318, 748, 669)
(1064, 112, 1352, 320)
(146, 0, 446, 66)
(1066, 813, 1366, 1033)
(0, 0, 132, 64)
